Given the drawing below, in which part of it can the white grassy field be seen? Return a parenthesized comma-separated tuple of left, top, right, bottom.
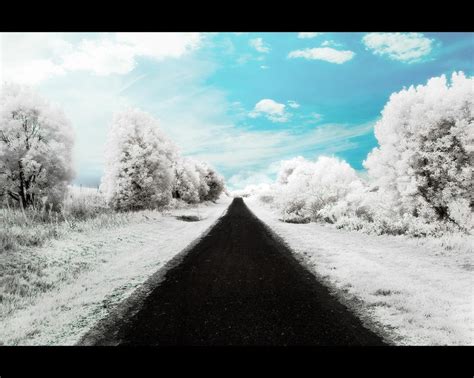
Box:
(245, 197, 474, 346)
(0, 191, 232, 345)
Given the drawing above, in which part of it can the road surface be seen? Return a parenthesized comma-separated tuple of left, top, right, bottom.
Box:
(81, 198, 386, 345)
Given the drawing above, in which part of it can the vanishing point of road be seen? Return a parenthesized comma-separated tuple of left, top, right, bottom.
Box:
(80, 198, 386, 346)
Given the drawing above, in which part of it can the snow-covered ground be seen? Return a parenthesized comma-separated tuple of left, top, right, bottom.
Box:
(245, 197, 473, 346)
(0, 196, 231, 345)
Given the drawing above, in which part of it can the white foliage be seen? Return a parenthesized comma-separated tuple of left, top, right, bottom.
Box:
(250, 72, 473, 237)
(0, 83, 75, 209)
(279, 156, 361, 221)
(100, 108, 225, 210)
(243, 155, 363, 223)
(276, 156, 307, 185)
(192, 160, 211, 201)
(172, 157, 201, 204)
(100, 108, 177, 211)
(196, 161, 225, 202)
(364, 72, 473, 232)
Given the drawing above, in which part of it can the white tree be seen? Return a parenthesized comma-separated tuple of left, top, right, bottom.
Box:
(272, 156, 361, 222)
(0, 83, 75, 209)
(364, 72, 473, 229)
(172, 157, 200, 204)
(193, 160, 211, 201)
(201, 163, 225, 202)
(190, 160, 225, 202)
(276, 156, 307, 185)
(100, 108, 177, 211)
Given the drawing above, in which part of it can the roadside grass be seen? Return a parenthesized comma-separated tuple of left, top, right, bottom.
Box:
(246, 197, 474, 345)
(0, 220, 136, 321)
(0, 186, 118, 253)
(0, 186, 143, 321)
(0, 187, 230, 338)
(0, 196, 231, 345)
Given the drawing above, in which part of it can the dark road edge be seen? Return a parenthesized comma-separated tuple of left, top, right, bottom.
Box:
(76, 202, 231, 346)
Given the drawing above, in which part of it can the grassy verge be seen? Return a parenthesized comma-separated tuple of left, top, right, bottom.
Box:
(0, 208, 134, 319)
(0, 197, 232, 345)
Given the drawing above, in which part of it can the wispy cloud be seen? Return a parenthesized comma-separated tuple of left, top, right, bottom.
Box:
(362, 32, 434, 63)
(197, 121, 375, 170)
(249, 38, 270, 53)
(0, 32, 203, 84)
(287, 100, 300, 109)
(297, 32, 324, 39)
(249, 99, 289, 122)
(117, 73, 148, 95)
(288, 47, 355, 64)
(321, 40, 342, 47)
(207, 121, 375, 189)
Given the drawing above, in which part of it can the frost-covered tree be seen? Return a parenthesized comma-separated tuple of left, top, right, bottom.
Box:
(172, 158, 200, 204)
(364, 72, 473, 229)
(0, 83, 75, 209)
(278, 156, 361, 221)
(204, 166, 225, 202)
(276, 156, 307, 185)
(192, 161, 225, 202)
(100, 108, 177, 211)
(193, 160, 210, 201)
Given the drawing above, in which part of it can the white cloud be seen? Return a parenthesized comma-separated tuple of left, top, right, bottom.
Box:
(297, 32, 324, 39)
(249, 99, 289, 122)
(0, 32, 203, 84)
(321, 40, 342, 47)
(260, 65, 269, 69)
(60, 37, 136, 75)
(362, 32, 434, 63)
(4, 59, 66, 85)
(249, 38, 270, 53)
(287, 100, 300, 109)
(228, 171, 274, 190)
(0, 33, 69, 84)
(288, 47, 355, 64)
(116, 32, 202, 60)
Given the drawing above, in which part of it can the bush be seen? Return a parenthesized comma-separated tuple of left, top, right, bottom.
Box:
(259, 194, 274, 204)
(62, 186, 109, 221)
(280, 198, 311, 223)
(364, 72, 473, 230)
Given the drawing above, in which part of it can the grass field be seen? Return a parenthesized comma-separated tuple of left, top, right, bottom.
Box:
(0, 186, 231, 345)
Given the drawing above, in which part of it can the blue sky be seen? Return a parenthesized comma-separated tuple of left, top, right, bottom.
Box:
(1, 32, 472, 189)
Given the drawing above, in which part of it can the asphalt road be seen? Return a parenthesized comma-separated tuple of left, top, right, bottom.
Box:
(82, 197, 386, 346)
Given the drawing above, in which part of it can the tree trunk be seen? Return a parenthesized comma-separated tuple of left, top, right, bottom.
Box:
(17, 160, 28, 209)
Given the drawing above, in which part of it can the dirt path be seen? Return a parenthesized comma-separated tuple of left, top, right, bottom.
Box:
(79, 198, 385, 345)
